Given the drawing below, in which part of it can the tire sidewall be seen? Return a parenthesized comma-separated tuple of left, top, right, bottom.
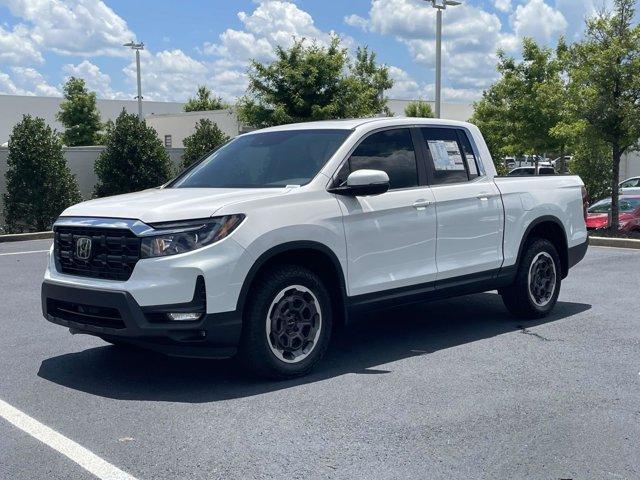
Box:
(244, 266, 333, 378)
(522, 239, 561, 315)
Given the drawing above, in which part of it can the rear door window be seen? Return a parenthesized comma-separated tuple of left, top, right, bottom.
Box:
(420, 128, 476, 185)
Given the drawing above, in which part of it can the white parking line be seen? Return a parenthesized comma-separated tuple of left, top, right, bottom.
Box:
(0, 398, 138, 480)
(0, 249, 50, 257)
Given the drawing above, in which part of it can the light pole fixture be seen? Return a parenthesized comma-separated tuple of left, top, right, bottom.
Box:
(124, 41, 145, 119)
(425, 0, 461, 119)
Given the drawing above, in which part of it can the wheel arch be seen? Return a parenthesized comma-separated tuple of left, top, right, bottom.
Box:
(236, 241, 348, 324)
(517, 215, 569, 278)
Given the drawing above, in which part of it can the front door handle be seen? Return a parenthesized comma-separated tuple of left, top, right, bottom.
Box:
(413, 199, 433, 210)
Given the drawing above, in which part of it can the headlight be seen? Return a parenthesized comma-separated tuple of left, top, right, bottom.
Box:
(141, 215, 244, 258)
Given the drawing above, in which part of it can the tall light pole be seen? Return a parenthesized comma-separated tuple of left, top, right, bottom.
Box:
(124, 41, 144, 119)
(426, 0, 461, 118)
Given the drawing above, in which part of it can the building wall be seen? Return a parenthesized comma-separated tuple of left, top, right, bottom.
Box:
(0, 146, 184, 226)
(145, 101, 474, 149)
(621, 151, 640, 181)
(0, 94, 185, 145)
(146, 110, 240, 148)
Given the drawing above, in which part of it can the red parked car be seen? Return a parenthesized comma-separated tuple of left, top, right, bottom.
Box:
(586, 195, 640, 232)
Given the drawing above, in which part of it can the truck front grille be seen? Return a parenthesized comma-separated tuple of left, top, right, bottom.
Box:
(54, 226, 141, 281)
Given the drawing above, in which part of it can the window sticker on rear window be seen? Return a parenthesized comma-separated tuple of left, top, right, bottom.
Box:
(427, 140, 465, 171)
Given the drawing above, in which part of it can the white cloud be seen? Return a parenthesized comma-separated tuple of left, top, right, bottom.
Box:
(0, 0, 135, 57)
(354, 0, 505, 99)
(203, 29, 275, 63)
(11, 67, 60, 96)
(0, 67, 59, 96)
(62, 60, 127, 99)
(122, 49, 209, 102)
(387, 66, 421, 99)
(203, 0, 339, 62)
(0, 71, 22, 95)
(511, 0, 568, 45)
(494, 0, 512, 13)
(344, 14, 369, 31)
(198, 0, 350, 102)
(236, 0, 334, 49)
(0, 23, 43, 65)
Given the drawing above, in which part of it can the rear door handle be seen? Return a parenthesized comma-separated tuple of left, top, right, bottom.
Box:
(476, 192, 495, 201)
(413, 199, 432, 210)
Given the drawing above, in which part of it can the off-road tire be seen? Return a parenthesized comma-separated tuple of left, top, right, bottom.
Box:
(239, 264, 333, 379)
(500, 238, 561, 319)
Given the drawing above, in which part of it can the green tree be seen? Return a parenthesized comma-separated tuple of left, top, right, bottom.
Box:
(564, 0, 640, 230)
(404, 100, 434, 118)
(184, 86, 227, 112)
(470, 38, 567, 171)
(56, 77, 102, 146)
(3, 116, 81, 232)
(94, 110, 172, 197)
(570, 136, 613, 202)
(238, 38, 393, 128)
(180, 119, 230, 170)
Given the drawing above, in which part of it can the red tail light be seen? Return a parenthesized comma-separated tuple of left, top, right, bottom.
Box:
(581, 186, 589, 222)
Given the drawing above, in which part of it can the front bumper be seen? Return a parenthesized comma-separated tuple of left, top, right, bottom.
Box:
(42, 281, 242, 358)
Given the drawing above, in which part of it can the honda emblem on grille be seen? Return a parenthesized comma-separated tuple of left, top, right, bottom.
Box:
(75, 237, 92, 260)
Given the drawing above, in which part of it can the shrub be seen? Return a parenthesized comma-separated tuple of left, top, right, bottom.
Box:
(404, 100, 434, 118)
(94, 110, 172, 197)
(56, 77, 102, 146)
(184, 86, 227, 112)
(180, 119, 229, 170)
(3, 115, 81, 232)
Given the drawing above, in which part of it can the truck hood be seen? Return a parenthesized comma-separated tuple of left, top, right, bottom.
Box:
(60, 187, 289, 224)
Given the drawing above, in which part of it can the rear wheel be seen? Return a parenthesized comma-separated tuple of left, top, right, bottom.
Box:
(500, 238, 561, 319)
(239, 265, 332, 379)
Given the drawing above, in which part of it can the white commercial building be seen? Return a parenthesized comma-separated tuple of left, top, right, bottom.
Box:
(146, 99, 476, 149)
(0, 94, 184, 145)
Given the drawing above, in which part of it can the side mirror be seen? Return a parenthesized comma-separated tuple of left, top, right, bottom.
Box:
(329, 169, 390, 196)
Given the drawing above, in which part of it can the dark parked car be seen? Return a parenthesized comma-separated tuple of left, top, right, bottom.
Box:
(508, 166, 556, 176)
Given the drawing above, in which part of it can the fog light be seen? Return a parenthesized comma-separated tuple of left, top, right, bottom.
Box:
(166, 312, 202, 321)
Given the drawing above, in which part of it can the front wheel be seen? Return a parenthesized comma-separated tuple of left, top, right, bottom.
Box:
(239, 265, 333, 379)
(500, 238, 561, 319)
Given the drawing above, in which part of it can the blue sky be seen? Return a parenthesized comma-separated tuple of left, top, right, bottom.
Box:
(0, 0, 616, 104)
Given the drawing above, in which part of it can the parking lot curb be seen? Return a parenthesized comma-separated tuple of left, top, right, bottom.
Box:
(0, 231, 53, 243)
(589, 236, 640, 249)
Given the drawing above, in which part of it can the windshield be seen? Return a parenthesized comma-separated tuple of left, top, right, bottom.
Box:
(589, 198, 640, 213)
(171, 129, 352, 188)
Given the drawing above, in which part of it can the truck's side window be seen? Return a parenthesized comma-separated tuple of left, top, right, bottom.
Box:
(459, 132, 480, 178)
(336, 128, 419, 189)
(421, 128, 475, 185)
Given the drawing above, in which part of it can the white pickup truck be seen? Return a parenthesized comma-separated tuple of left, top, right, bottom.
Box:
(42, 118, 589, 378)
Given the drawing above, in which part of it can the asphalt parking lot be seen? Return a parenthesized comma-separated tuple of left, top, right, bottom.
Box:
(0, 239, 638, 480)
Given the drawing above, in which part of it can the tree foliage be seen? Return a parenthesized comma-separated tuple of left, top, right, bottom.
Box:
(94, 110, 172, 197)
(470, 38, 566, 171)
(3, 116, 81, 232)
(564, 0, 640, 230)
(570, 135, 613, 202)
(56, 77, 102, 146)
(181, 119, 230, 170)
(237, 38, 393, 128)
(404, 100, 434, 118)
(184, 86, 227, 112)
